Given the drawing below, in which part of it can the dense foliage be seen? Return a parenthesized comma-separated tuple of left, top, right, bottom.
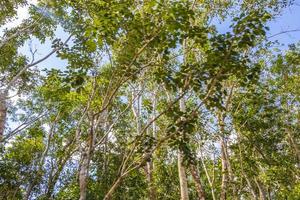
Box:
(0, 0, 299, 199)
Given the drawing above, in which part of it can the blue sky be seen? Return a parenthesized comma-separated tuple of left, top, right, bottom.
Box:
(2, 1, 300, 75)
(268, 3, 300, 45)
(214, 2, 300, 46)
(22, 1, 300, 72)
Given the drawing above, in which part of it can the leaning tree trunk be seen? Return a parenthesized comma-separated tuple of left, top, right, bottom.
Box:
(189, 164, 205, 200)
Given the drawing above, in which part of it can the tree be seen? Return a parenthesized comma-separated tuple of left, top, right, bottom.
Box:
(0, 0, 299, 199)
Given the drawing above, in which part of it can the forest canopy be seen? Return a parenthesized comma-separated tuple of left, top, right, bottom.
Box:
(0, 0, 299, 199)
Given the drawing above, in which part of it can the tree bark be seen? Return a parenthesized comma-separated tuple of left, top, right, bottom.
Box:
(79, 151, 91, 200)
(79, 122, 95, 200)
(145, 160, 156, 200)
(220, 137, 228, 200)
(104, 176, 122, 200)
(0, 90, 8, 141)
(199, 153, 216, 200)
(218, 112, 228, 200)
(218, 110, 238, 200)
(178, 151, 189, 200)
(178, 96, 189, 200)
(145, 92, 157, 200)
(189, 164, 205, 200)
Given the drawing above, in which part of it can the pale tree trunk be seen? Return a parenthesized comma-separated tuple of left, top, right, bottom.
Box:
(79, 121, 95, 200)
(178, 96, 189, 200)
(134, 83, 157, 200)
(79, 151, 91, 200)
(244, 176, 257, 200)
(0, 90, 8, 141)
(223, 141, 238, 200)
(178, 151, 189, 200)
(145, 92, 157, 200)
(199, 153, 216, 200)
(218, 112, 228, 200)
(146, 161, 156, 200)
(220, 135, 237, 200)
(220, 137, 228, 200)
(218, 111, 238, 200)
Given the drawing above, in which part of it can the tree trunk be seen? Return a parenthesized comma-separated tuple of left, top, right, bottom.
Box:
(218, 111, 238, 200)
(220, 137, 228, 200)
(79, 151, 90, 200)
(79, 124, 95, 200)
(178, 96, 189, 200)
(219, 113, 228, 200)
(199, 153, 216, 200)
(255, 178, 266, 200)
(223, 141, 238, 200)
(145, 160, 156, 200)
(190, 164, 205, 200)
(104, 176, 123, 200)
(145, 92, 157, 200)
(0, 90, 8, 141)
(178, 151, 189, 200)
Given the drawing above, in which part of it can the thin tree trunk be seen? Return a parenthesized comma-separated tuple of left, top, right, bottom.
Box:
(178, 151, 189, 200)
(25, 113, 60, 199)
(218, 112, 228, 200)
(255, 178, 266, 200)
(218, 110, 238, 200)
(220, 137, 228, 200)
(146, 160, 156, 200)
(79, 151, 91, 200)
(144, 91, 158, 200)
(0, 90, 8, 141)
(199, 153, 216, 200)
(189, 164, 205, 200)
(79, 121, 95, 200)
(223, 141, 238, 200)
(178, 96, 189, 200)
(104, 176, 123, 200)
